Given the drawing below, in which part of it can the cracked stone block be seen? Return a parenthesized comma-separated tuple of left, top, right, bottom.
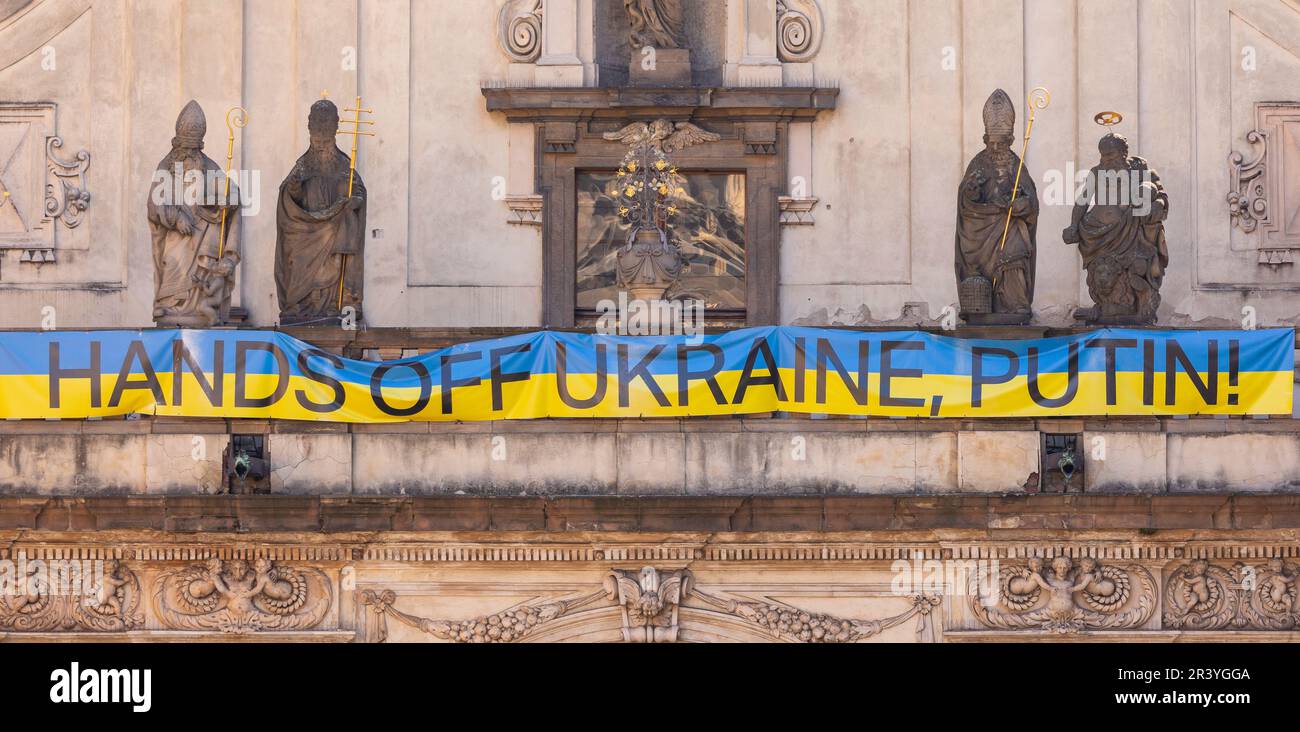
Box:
(617, 433, 687, 495)
(269, 433, 352, 495)
(0, 434, 147, 494)
(352, 433, 617, 495)
(760, 432, 956, 494)
(957, 431, 1039, 493)
(146, 433, 227, 494)
(1082, 431, 1166, 493)
(1168, 434, 1300, 492)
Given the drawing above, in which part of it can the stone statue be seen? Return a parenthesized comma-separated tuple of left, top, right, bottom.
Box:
(624, 0, 685, 48)
(148, 100, 241, 327)
(275, 99, 366, 325)
(955, 89, 1038, 324)
(1063, 132, 1169, 324)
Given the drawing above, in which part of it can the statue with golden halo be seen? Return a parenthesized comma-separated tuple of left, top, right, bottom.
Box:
(1064, 113, 1169, 325)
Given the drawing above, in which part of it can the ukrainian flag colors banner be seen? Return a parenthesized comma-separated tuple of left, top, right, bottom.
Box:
(0, 327, 1291, 421)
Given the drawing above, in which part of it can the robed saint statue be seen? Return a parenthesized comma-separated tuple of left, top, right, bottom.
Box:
(955, 89, 1038, 323)
(148, 100, 241, 328)
(274, 99, 367, 325)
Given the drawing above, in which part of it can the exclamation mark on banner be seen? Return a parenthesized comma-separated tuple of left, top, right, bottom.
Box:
(1227, 339, 1240, 406)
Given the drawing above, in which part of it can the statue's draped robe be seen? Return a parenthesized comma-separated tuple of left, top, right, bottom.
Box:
(274, 147, 366, 323)
(955, 149, 1038, 314)
(147, 153, 239, 325)
(1075, 158, 1169, 315)
(626, 0, 685, 48)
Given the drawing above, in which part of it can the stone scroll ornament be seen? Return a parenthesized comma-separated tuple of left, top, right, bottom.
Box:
(0, 559, 144, 632)
(969, 556, 1156, 633)
(154, 558, 331, 633)
(44, 136, 92, 229)
(497, 0, 543, 62)
(148, 100, 242, 328)
(1063, 112, 1170, 325)
(955, 88, 1047, 325)
(1163, 559, 1299, 631)
(776, 0, 824, 62)
(275, 98, 369, 325)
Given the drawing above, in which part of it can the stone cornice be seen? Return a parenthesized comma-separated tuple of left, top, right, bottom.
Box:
(480, 85, 839, 121)
(4, 495, 1300, 535)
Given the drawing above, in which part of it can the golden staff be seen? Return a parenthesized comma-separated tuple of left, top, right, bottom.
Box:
(218, 107, 249, 260)
(335, 95, 374, 313)
(997, 87, 1050, 253)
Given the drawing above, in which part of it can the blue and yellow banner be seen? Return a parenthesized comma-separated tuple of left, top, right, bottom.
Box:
(0, 327, 1291, 421)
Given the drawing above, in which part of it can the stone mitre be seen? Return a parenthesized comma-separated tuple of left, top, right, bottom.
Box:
(983, 89, 1015, 138)
(173, 99, 206, 149)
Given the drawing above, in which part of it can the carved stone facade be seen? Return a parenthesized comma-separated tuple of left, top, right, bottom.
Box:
(0, 102, 90, 265)
(1229, 103, 1300, 268)
(0, 0, 1297, 650)
(969, 557, 1156, 633)
(3, 535, 1300, 642)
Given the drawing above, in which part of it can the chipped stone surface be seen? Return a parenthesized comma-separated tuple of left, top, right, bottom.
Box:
(269, 433, 352, 495)
(1168, 433, 1300, 492)
(1083, 431, 1166, 494)
(956, 431, 1039, 493)
(146, 434, 227, 494)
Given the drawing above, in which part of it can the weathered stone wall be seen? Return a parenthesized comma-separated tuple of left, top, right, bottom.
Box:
(3, 417, 1299, 496)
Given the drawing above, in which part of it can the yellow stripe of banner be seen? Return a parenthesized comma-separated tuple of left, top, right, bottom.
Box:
(0, 368, 1289, 421)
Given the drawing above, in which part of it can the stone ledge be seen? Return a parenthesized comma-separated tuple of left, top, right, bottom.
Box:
(0, 631, 357, 643)
(4, 495, 1300, 534)
(2, 415, 1294, 435)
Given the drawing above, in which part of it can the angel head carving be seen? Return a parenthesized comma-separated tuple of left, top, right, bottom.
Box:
(602, 120, 718, 235)
(603, 119, 720, 155)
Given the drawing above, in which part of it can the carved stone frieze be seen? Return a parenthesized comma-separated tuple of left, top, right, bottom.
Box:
(693, 587, 941, 643)
(969, 556, 1157, 634)
(1163, 559, 1299, 631)
(360, 587, 607, 643)
(153, 558, 331, 633)
(360, 568, 942, 643)
(605, 566, 689, 643)
(0, 559, 142, 632)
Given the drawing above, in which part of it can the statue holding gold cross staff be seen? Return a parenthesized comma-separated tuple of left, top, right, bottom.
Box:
(274, 94, 371, 326)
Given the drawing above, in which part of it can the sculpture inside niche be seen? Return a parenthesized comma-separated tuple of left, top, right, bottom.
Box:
(623, 0, 691, 86)
(148, 100, 241, 328)
(955, 89, 1039, 325)
(274, 99, 367, 326)
(1063, 128, 1169, 325)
